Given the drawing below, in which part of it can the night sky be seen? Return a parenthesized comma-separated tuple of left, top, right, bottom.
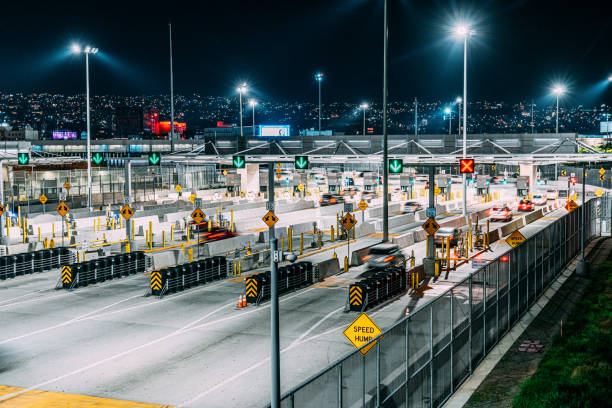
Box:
(1, 0, 610, 105)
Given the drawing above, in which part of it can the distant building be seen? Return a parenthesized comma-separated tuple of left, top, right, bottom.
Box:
(0, 124, 39, 140)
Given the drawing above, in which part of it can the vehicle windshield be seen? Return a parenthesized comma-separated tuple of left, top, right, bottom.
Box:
(370, 247, 396, 255)
(520, 200, 530, 204)
(405, 202, 419, 206)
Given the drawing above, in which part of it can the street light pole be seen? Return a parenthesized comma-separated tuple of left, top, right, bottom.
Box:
(169, 22, 175, 153)
(239, 91, 243, 137)
(268, 163, 280, 408)
(360, 103, 368, 136)
(414, 97, 418, 137)
(555, 95, 559, 134)
(462, 32, 468, 220)
(382, 0, 389, 242)
(250, 100, 257, 136)
(315, 73, 324, 133)
(86, 50, 92, 211)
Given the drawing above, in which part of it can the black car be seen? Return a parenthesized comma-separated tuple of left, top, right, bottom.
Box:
(434, 227, 460, 247)
(319, 194, 344, 206)
(364, 244, 406, 269)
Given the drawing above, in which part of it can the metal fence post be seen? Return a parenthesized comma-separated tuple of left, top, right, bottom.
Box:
(429, 305, 434, 406)
(496, 262, 500, 343)
(362, 355, 366, 408)
(338, 363, 342, 408)
(450, 288, 454, 392)
(468, 275, 472, 374)
(377, 341, 381, 406)
(405, 317, 409, 408)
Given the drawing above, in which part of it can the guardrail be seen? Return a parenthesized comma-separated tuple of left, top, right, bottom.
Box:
(149, 256, 228, 298)
(58, 251, 147, 290)
(0, 247, 73, 280)
(273, 197, 602, 408)
(245, 261, 314, 305)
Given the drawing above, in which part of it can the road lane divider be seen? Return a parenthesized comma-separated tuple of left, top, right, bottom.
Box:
(0, 247, 73, 280)
(346, 265, 407, 312)
(58, 251, 147, 290)
(244, 261, 313, 305)
(149, 256, 228, 298)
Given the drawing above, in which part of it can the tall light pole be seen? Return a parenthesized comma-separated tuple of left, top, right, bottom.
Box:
(456, 97, 462, 136)
(249, 100, 257, 136)
(444, 107, 452, 134)
(169, 23, 175, 152)
(315, 72, 324, 133)
(237, 83, 247, 137)
(552, 84, 566, 134)
(360, 103, 368, 135)
(382, 0, 389, 242)
(414, 97, 418, 136)
(454, 23, 474, 219)
(72, 43, 98, 212)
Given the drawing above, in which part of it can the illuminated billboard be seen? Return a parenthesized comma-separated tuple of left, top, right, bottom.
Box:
(52, 131, 77, 140)
(258, 125, 290, 137)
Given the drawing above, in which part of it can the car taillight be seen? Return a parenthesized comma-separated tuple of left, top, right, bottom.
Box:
(505, 210, 510, 214)
(330, 198, 336, 203)
(362, 255, 371, 261)
(319, 198, 322, 202)
(383, 256, 393, 262)
(500, 255, 509, 262)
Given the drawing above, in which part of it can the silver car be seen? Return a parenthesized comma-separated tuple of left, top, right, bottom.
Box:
(364, 244, 406, 269)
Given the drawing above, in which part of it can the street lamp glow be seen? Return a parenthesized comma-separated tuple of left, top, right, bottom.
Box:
(454, 24, 474, 38)
(360, 103, 368, 109)
(552, 84, 566, 96)
(249, 100, 257, 107)
(359, 103, 368, 136)
(71, 44, 81, 54)
(237, 83, 247, 94)
(314, 72, 324, 82)
(444, 107, 452, 114)
(456, 97, 462, 104)
(608, 75, 612, 82)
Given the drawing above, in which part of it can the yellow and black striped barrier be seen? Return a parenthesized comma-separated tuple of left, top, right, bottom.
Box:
(348, 285, 363, 311)
(151, 271, 164, 296)
(61, 265, 72, 288)
(245, 276, 259, 304)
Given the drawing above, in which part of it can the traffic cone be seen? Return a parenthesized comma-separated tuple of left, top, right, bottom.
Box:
(237, 294, 243, 309)
(242, 294, 247, 308)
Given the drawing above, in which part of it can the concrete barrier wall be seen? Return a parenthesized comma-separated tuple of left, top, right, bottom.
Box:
(366, 202, 401, 219)
(500, 218, 525, 236)
(258, 227, 288, 244)
(356, 222, 376, 238)
(288, 222, 314, 235)
(524, 208, 544, 224)
(204, 233, 257, 256)
(392, 232, 415, 249)
(317, 204, 345, 216)
(317, 258, 340, 281)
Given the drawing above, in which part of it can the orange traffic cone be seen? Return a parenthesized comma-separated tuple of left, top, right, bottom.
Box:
(242, 294, 247, 308)
(237, 294, 243, 309)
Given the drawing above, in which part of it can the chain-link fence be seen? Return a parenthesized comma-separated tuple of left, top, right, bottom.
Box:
(277, 197, 601, 408)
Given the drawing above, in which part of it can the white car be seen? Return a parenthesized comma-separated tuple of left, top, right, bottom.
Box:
(532, 193, 547, 205)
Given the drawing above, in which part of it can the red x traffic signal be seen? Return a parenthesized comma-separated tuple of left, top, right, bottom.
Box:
(459, 159, 475, 174)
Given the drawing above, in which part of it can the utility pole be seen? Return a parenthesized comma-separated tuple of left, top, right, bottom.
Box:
(382, 0, 389, 242)
(169, 23, 175, 153)
(268, 163, 280, 408)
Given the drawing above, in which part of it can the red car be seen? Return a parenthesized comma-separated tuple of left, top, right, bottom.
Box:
(517, 199, 534, 212)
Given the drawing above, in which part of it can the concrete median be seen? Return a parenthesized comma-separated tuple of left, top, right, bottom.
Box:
(316, 257, 341, 281)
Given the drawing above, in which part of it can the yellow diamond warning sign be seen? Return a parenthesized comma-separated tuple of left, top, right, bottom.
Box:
(422, 217, 440, 235)
(342, 312, 382, 355)
(189, 193, 196, 204)
(565, 200, 578, 212)
(434, 186, 442, 196)
(175, 184, 182, 193)
(39, 194, 48, 204)
(262, 210, 279, 228)
(0, 204, 4, 217)
(358, 200, 368, 211)
(191, 208, 205, 224)
(63, 181, 71, 190)
(506, 230, 526, 248)
(56, 201, 70, 217)
(341, 212, 357, 231)
(120, 204, 134, 221)
(297, 183, 305, 192)
(595, 188, 604, 198)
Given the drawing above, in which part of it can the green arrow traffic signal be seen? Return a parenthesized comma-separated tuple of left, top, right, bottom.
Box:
(232, 155, 245, 169)
(148, 152, 161, 166)
(17, 153, 29, 165)
(294, 156, 309, 170)
(91, 153, 104, 165)
(388, 159, 403, 174)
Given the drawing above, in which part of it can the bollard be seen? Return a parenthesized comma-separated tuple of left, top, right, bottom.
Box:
(300, 233, 304, 255)
(446, 236, 450, 270)
(231, 208, 234, 232)
(352, 227, 355, 240)
(410, 249, 415, 267)
(77, 252, 80, 263)
(426, 240, 430, 257)
(181, 244, 185, 257)
(238, 260, 242, 276)
(126, 241, 131, 253)
(468, 219, 473, 252)
(208, 220, 212, 232)
(333, 252, 337, 259)
(149, 231, 153, 250)
(453, 247, 457, 268)
(233, 261, 237, 276)
(187, 225, 191, 242)
(112, 217, 116, 230)
(344, 256, 349, 272)
(288, 227, 293, 252)
(52, 223, 55, 238)
(318, 232, 322, 249)
(18, 206, 21, 228)
(331, 225, 335, 242)
(44, 237, 48, 249)
(120, 217, 124, 229)
(281, 236, 284, 251)
(188, 247, 193, 262)
(38, 227, 41, 242)
(435, 261, 439, 278)
(171, 225, 175, 241)
(50, 239, 54, 248)
(162, 231, 166, 248)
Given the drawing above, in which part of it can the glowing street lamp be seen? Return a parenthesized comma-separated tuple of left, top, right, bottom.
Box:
(359, 103, 368, 136)
(315, 72, 324, 132)
(552, 84, 566, 134)
(453, 22, 474, 220)
(236, 83, 247, 137)
(249, 100, 258, 136)
(444, 107, 452, 134)
(71, 43, 99, 211)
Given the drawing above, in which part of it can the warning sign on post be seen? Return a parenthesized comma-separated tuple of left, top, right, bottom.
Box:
(120, 204, 134, 221)
(422, 217, 440, 235)
(191, 208, 205, 224)
(56, 201, 70, 217)
(506, 230, 526, 248)
(342, 312, 382, 355)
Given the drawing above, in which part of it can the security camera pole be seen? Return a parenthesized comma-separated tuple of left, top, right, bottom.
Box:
(268, 162, 280, 408)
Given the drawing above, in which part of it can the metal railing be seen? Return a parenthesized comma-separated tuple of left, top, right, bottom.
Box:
(275, 197, 601, 408)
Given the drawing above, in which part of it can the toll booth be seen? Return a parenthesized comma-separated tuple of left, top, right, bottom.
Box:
(399, 174, 414, 193)
(557, 176, 569, 198)
(516, 176, 529, 197)
(476, 175, 490, 196)
(292, 172, 306, 193)
(259, 173, 268, 195)
(363, 172, 375, 191)
(328, 173, 341, 193)
(436, 174, 452, 198)
(225, 173, 241, 195)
